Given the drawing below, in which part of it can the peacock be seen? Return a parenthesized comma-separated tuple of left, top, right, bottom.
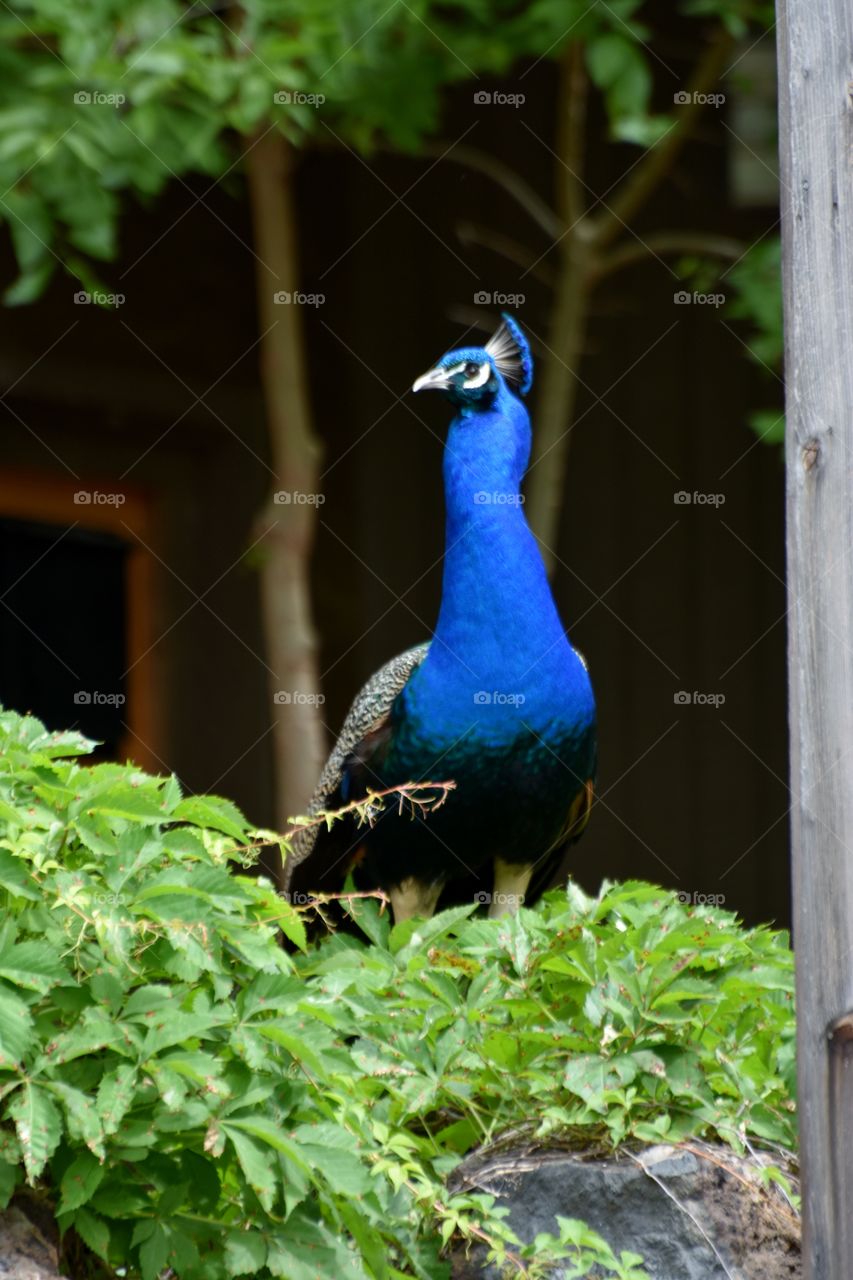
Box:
(284, 314, 596, 923)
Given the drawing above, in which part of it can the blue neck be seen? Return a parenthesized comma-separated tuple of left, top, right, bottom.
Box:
(421, 386, 573, 695)
(439, 388, 563, 662)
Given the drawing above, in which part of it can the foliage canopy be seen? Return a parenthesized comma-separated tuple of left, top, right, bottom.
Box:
(0, 0, 772, 301)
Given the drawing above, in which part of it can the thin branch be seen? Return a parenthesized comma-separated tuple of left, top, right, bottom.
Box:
(419, 141, 563, 239)
(592, 232, 746, 281)
(232, 780, 458, 858)
(557, 40, 588, 230)
(588, 28, 736, 249)
(456, 222, 556, 285)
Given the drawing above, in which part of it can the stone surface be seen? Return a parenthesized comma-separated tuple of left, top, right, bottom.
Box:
(0, 1208, 66, 1280)
(449, 1141, 801, 1279)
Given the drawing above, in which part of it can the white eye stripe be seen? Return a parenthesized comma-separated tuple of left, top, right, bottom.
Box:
(462, 362, 491, 389)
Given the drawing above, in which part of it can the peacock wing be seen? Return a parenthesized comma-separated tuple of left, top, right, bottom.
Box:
(282, 642, 430, 897)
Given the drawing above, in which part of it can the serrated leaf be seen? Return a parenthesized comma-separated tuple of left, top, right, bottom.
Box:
(224, 1127, 278, 1211)
(97, 1064, 137, 1135)
(277, 899, 308, 952)
(0, 849, 39, 899)
(83, 783, 173, 823)
(59, 1149, 105, 1213)
(138, 1222, 169, 1280)
(264, 1214, 365, 1280)
(0, 985, 34, 1064)
(172, 794, 249, 840)
(141, 1007, 227, 1057)
(8, 1082, 62, 1180)
(225, 1229, 267, 1275)
(75, 1207, 111, 1261)
(30, 729, 96, 758)
(37, 1006, 120, 1067)
(0, 938, 66, 991)
(48, 1082, 105, 1158)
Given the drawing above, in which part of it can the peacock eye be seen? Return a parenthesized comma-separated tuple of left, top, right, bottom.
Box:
(464, 362, 480, 378)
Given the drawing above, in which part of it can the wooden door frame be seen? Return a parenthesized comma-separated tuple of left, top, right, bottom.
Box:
(0, 468, 160, 771)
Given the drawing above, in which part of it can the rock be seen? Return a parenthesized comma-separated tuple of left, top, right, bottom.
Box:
(0, 1207, 67, 1280)
(449, 1140, 801, 1279)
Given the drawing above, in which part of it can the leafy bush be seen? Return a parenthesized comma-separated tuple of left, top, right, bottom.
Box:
(0, 708, 795, 1279)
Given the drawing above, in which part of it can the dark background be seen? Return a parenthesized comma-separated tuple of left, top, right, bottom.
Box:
(0, 33, 787, 927)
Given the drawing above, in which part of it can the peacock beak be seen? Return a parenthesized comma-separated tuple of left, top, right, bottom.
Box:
(412, 365, 451, 393)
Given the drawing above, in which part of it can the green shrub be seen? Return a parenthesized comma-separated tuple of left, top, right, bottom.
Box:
(0, 708, 795, 1279)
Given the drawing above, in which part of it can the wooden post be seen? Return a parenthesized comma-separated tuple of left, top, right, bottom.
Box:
(778, 2, 853, 1275)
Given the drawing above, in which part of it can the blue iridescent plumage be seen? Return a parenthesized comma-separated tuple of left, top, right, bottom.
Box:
(286, 315, 596, 922)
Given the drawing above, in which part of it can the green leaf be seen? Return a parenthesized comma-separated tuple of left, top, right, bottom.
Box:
(277, 899, 308, 952)
(0, 1160, 18, 1209)
(225, 1229, 267, 1275)
(0, 985, 34, 1064)
(36, 1006, 120, 1066)
(171, 794, 249, 840)
(96, 1064, 137, 1135)
(7, 1083, 62, 1180)
(0, 849, 40, 900)
(75, 1207, 111, 1261)
(586, 32, 652, 120)
(226, 1116, 310, 1168)
(0, 938, 66, 991)
(141, 1007, 227, 1057)
(48, 1081, 105, 1158)
(224, 1127, 278, 1211)
(264, 1214, 365, 1280)
(83, 782, 174, 823)
(138, 1222, 169, 1280)
(59, 1149, 105, 1213)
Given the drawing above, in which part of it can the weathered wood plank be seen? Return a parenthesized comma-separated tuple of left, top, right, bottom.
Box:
(778, 1, 853, 1275)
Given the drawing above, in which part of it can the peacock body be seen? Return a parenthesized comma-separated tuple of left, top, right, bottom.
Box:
(286, 315, 596, 922)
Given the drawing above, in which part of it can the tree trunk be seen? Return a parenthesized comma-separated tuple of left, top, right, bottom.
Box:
(525, 43, 591, 568)
(245, 129, 325, 847)
(525, 242, 589, 568)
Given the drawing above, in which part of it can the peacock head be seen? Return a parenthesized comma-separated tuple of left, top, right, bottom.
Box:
(412, 313, 533, 409)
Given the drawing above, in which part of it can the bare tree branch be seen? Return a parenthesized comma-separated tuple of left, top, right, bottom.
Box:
(588, 28, 736, 249)
(593, 232, 745, 280)
(456, 222, 556, 285)
(420, 141, 563, 240)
